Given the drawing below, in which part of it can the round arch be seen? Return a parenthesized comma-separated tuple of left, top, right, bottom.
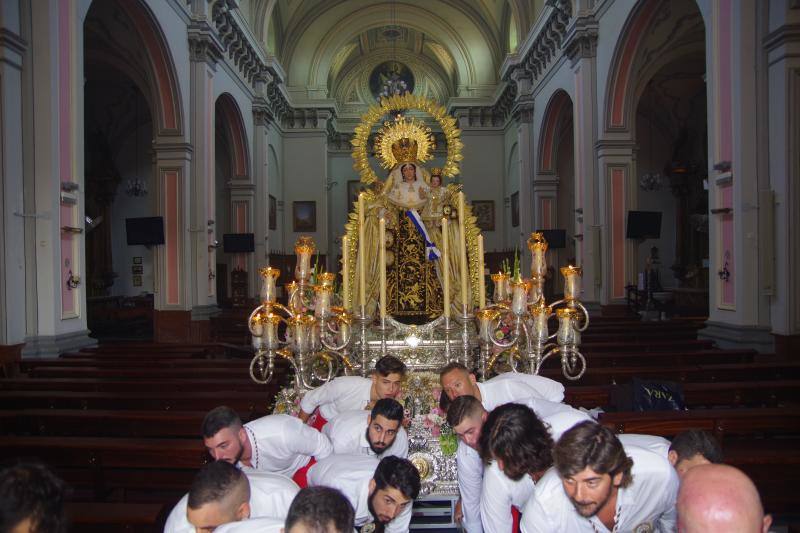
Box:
(538, 90, 572, 173)
(215, 93, 251, 180)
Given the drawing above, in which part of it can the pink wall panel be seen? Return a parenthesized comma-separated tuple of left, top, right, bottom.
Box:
(164, 171, 181, 305)
(610, 168, 626, 299)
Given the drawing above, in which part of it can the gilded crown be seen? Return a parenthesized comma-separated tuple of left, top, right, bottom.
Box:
(430, 167, 443, 177)
(391, 138, 418, 164)
(373, 114, 434, 169)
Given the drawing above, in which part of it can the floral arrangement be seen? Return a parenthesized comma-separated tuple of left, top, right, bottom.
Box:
(272, 386, 303, 417)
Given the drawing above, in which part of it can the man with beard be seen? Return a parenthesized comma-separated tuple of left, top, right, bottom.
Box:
(323, 398, 409, 458)
(438, 362, 564, 411)
(308, 455, 420, 532)
(163, 461, 299, 533)
(448, 398, 591, 533)
(299, 356, 407, 428)
(521, 421, 678, 533)
(202, 406, 332, 486)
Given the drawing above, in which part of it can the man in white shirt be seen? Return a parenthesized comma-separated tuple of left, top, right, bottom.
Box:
(521, 421, 679, 533)
(667, 429, 723, 478)
(216, 486, 356, 533)
(201, 406, 333, 486)
(299, 356, 407, 427)
(677, 463, 772, 533)
(307, 455, 421, 533)
(438, 362, 564, 411)
(163, 461, 299, 533)
(446, 395, 591, 533)
(323, 398, 409, 459)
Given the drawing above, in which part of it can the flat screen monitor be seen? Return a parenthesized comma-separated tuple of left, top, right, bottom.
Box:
(223, 233, 255, 253)
(126, 217, 165, 246)
(535, 229, 567, 249)
(626, 211, 662, 239)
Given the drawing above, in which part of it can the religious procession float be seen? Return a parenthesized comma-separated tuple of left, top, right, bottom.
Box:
(245, 94, 590, 496)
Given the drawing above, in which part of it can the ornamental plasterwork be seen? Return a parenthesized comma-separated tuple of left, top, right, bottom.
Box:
(332, 50, 453, 119)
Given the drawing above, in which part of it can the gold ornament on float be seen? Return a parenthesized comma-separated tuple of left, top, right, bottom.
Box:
(351, 94, 463, 185)
(373, 114, 435, 168)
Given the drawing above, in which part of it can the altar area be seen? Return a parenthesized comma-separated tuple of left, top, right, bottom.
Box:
(245, 95, 591, 497)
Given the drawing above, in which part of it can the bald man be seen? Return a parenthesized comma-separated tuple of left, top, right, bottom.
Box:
(677, 464, 772, 533)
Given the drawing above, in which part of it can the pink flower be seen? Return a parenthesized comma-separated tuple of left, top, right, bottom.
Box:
(431, 426, 441, 438)
(423, 417, 434, 429)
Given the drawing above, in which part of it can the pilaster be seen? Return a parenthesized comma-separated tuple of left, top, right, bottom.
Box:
(565, 12, 600, 303)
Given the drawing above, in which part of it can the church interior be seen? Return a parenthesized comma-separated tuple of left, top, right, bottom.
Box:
(0, 0, 799, 531)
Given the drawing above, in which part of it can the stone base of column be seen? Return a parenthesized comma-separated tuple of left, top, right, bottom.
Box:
(773, 334, 800, 359)
(21, 330, 97, 357)
(154, 308, 216, 343)
(698, 321, 775, 353)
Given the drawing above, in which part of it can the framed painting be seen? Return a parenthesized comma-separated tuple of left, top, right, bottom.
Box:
(132, 275, 143, 287)
(511, 191, 519, 228)
(472, 200, 495, 231)
(269, 195, 277, 230)
(293, 201, 317, 232)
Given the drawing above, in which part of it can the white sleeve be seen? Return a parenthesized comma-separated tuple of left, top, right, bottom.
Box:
(386, 427, 409, 459)
(299, 380, 337, 415)
(519, 495, 554, 533)
(386, 501, 413, 533)
(657, 466, 679, 532)
(287, 419, 334, 460)
(457, 444, 484, 533)
(163, 495, 193, 533)
(479, 463, 513, 533)
(516, 374, 565, 403)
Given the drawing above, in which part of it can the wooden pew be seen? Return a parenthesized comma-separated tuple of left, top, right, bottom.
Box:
(66, 501, 168, 532)
(0, 390, 274, 416)
(0, 377, 272, 393)
(564, 380, 800, 409)
(541, 361, 800, 386)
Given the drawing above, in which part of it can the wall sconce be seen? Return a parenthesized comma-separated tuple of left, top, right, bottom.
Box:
(66, 270, 81, 290)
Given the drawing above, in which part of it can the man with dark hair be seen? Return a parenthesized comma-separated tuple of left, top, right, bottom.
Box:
(668, 429, 723, 478)
(308, 455, 421, 532)
(324, 398, 409, 458)
(522, 421, 678, 533)
(215, 486, 356, 533)
(438, 362, 564, 411)
(0, 462, 67, 533)
(300, 356, 407, 427)
(201, 406, 332, 486)
(446, 396, 590, 533)
(164, 461, 299, 533)
(677, 464, 772, 533)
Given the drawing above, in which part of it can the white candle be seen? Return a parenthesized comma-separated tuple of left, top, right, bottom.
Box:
(379, 217, 387, 319)
(458, 192, 469, 312)
(442, 217, 450, 318)
(342, 235, 349, 310)
(477, 235, 486, 309)
(358, 193, 366, 310)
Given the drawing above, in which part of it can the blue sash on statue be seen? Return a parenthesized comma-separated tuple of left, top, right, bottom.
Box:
(406, 209, 441, 261)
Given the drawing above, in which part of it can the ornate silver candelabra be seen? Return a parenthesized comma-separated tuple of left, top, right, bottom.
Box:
(474, 232, 590, 380)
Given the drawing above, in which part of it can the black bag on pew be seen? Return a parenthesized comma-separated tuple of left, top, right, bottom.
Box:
(611, 378, 686, 411)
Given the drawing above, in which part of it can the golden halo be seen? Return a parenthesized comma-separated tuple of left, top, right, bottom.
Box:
(374, 115, 434, 169)
(351, 94, 463, 185)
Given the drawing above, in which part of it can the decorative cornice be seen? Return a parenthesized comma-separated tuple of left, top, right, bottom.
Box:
(563, 14, 599, 66)
(188, 22, 224, 66)
(449, 82, 518, 128)
(503, 0, 572, 98)
(763, 23, 800, 53)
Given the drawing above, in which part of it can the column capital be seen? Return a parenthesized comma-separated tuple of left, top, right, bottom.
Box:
(253, 99, 273, 127)
(187, 23, 223, 67)
(564, 14, 598, 66)
(514, 100, 535, 124)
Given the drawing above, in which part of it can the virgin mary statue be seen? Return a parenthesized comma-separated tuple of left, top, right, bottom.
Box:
(345, 117, 473, 323)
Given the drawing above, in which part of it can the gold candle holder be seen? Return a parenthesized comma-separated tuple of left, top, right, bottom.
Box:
(313, 284, 333, 319)
(555, 307, 580, 346)
(258, 267, 280, 304)
(491, 272, 509, 302)
(510, 278, 531, 316)
(288, 314, 316, 353)
(294, 237, 316, 282)
(263, 313, 282, 350)
(475, 308, 500, 342)
(318, 272, 336, 289)
(561, 265, 583, 301)
(529, 303, 552, 342)
(286, 281, 301, 313)
(527, 232, 549, 278)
